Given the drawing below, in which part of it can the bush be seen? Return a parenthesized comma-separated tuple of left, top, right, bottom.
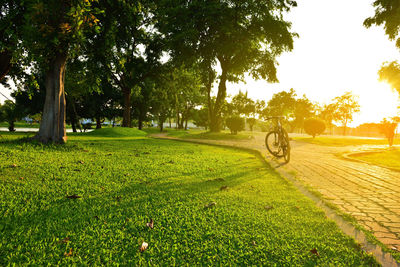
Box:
(304, 118, 326, 138)
(226, 116, 245, 135)
(379, 118, 398, 147)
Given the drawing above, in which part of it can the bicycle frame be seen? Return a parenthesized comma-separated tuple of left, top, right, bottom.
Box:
(265, 116, 290, 163)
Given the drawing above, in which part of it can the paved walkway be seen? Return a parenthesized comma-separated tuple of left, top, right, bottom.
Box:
(155, 133, 400, 252)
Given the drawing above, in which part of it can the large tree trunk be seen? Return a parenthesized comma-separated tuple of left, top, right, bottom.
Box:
(71, 121, 77, 133)
(96, 116, 102, 129)
(35, 52, 68, 143)
(206, 70, 215, 133)
(67, 98, 78, 133)
(0, 50, 12, 82)
(138, 117, 143, 130)
(122, 87, 131, 127)
(72, 100, 81, 132)
(8, 121, 15, 132)
(159, 117, 164, 132)
(210, 62, 228, 132)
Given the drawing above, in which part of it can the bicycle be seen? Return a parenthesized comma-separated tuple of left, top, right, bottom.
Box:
(265, 116, 290, 163)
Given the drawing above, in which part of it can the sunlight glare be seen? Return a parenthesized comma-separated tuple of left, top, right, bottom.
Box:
(352, 81, 399, 127)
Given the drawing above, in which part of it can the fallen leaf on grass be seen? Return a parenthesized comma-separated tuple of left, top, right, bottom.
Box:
(252, 241, 257, 246)
(59, 237, 70, 244)
(167, 160, 174, 164)
(146, 219, 154, 229)
(66, 194, 81, 199)
(143, 152, 150, 155)
(10, 164, 18, 168)
(208, 168, 214, 172)
(310, 248, 319, 256)
(220, 186, 228, 191)
(19, 177, 24, 180)
(264, 206, 273, 211)
(140, 242, 148, 252)
(64, 248, 73, 257)
(204, 202, 217, 209)
(78, 160, 84, 164)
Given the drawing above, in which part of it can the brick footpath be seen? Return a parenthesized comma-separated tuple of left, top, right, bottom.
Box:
(154, 133, 400, 252)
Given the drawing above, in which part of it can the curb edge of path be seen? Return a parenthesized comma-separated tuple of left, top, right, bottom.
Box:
(150, 134, 400, 267)
(341, 151, 400, 173)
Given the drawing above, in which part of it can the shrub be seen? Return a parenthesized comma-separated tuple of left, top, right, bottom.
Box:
(304, 118, 326, 138)
(226, 116, 245, 135)
(379, 118, 399, 147)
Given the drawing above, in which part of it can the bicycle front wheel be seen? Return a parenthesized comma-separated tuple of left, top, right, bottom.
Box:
(265, 131, 283, 157)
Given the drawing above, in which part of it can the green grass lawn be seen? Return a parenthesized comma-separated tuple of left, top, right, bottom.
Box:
(293, 135, 393, 147)
(349, 149, 400, 170)
(144, 127, 255, 140)
(0, 121, 41, 128)
(0, 121, 73, 129)
(0, 128, 377, 265)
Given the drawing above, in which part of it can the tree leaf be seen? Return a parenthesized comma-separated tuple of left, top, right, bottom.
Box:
(140, 242, 148, 252)
(66, 194, 81, 199)
(146, 219, 154, 229)
(64, 248, 73, 257)
(310, 248, 319, 256)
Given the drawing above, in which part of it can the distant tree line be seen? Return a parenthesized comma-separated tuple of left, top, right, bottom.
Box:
(0, 0, 297, 143)
(1, 0, 399, 144)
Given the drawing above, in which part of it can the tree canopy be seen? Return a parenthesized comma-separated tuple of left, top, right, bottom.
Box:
(364, 0, 400, 49)
(332, 92, 360, 136)
(378, 61, 400, 95)
(157, 0, 297, 131)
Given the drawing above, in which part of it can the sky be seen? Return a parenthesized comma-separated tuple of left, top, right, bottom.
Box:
(225, 0, 400, 127)
(1, 0, 399, 127)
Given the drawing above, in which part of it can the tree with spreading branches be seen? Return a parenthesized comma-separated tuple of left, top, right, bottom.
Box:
(157, 0, 297, 132)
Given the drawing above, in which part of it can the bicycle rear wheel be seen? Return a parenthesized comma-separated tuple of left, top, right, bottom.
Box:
(265, 131, 283, 157)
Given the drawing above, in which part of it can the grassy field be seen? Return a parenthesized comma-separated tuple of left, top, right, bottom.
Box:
(145, 128, 255, 140)
(0, 129, 377, 265)
(0, 121, 41, 128)
(349, 149, 400, 170)
(0, 121, 73, 129)
(293, 135, 393, 147)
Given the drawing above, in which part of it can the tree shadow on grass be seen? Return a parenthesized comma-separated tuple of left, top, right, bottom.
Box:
(0, 165, 257, 264)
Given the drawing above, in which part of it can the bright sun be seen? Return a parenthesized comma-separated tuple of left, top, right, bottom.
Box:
(354, 81, 399, 126)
